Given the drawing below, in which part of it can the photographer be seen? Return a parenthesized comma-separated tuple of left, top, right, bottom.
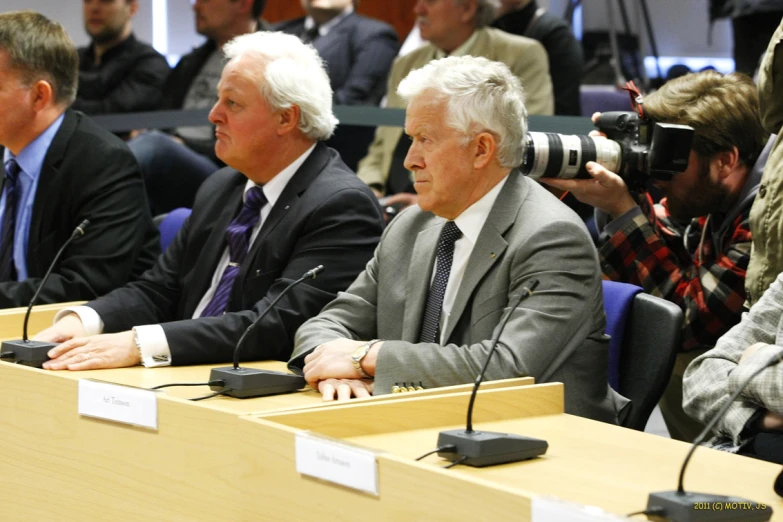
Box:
(544, 70, 771, 442)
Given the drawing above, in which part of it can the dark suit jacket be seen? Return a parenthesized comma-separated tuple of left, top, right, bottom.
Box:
(275, 13, 399, 105)
(87, 143, 385, 365)
(292, 171, 628, 424)
(0, 109, 160, 308)
(74, 33, 171, 115)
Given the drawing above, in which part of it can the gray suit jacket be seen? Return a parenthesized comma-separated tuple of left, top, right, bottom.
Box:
(290, 171, 628, 423)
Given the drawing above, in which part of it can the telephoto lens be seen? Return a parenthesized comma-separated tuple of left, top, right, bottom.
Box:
(520, 132, 622, 181)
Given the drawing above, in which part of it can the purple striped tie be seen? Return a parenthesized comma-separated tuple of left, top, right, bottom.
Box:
(200, 186, 268, 317)
(0, 159, 20, 282)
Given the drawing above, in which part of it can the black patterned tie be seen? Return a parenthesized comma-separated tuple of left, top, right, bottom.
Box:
(419, 221, 462, 343)
(301, 25, 320, 44)
(0, 159, 21, 282)
(200, 186, 267, 317)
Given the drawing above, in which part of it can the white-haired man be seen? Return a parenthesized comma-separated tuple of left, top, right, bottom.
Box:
(357, 0, 554, 198)
(290, 56, 628, 424)
(34, 32, 385, 369)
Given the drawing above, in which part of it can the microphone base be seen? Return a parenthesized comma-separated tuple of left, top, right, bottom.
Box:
(647, 491, 773, 521)
(436, 429, 548, 468)
(0, 339, 55, 368)
(209, 367, 306, 399)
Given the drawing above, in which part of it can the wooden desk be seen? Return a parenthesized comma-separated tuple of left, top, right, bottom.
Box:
(0, 359, 538, 521)
(255, 384, 783, 521)
(0, 301, 84, 340)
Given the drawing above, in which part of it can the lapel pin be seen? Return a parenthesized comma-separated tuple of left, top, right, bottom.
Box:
(490, 252, 496, 259)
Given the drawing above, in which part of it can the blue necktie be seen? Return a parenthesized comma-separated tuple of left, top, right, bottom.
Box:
(419, 221, 462, 343)
(0, 159, 21, 282)
(201, 186, 268, 317)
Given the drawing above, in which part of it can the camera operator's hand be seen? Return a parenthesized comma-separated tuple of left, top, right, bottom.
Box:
(541, 161, 639, 219)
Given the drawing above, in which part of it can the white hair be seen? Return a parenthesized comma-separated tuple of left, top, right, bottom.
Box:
(397, 55, 528, 168)
(223, 32, 338, 140)
(456, 0, 500, 27)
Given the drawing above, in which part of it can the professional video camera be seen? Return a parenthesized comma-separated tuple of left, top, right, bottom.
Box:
(520, 112, 695, 189)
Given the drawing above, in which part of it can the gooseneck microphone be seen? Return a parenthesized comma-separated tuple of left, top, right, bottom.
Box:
(435, 279, 549, 467)
(0, 219, 90, 367)
(208, 265, 324, 399)
(643, 351, 780, 521)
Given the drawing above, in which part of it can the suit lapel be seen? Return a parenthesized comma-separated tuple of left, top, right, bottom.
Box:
(28, 110, 78, 258)
(183, 172, 244, 315)
(441, 171, 525, 342)
(238, 143, 330, 281)
(401, 218, 443, 342)
(314, 14, 353, 57)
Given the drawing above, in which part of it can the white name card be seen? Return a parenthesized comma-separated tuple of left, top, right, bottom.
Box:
(77, 380, 158, 430)
(295, 432, 379, 495)
(532, 497, 631, 521)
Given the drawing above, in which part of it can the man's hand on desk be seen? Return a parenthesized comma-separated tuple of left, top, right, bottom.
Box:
(317, 378, 374, 401)
(303, 338, 383, 401)
(33, 313, 86, 343)
(42, 331, 139, 370)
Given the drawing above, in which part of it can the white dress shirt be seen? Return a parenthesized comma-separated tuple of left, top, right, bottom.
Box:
(303, 6, 354, 38)
(57, 144, 317, 367)
(435, 175, 508, 343)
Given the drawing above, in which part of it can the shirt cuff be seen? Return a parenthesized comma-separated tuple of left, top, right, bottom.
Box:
(600, 206, 644, 239)
(54, 306, 104, 336)
(133, 324, 173, 368)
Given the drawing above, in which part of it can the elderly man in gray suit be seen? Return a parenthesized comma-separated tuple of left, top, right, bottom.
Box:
(289, 55, 628, 423)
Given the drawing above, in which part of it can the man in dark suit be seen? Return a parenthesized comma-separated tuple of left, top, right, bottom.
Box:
(291, 56, 627, 423)
(275, 1, 399, 170)
(36, 31, 385, 370)
(0, 11, 159, 310)
(129, 0, 267, 215)
(275, 0, 398, 106)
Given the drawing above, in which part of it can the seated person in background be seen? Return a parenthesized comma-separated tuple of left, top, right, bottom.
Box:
(493, 0, 583, 116)
(128, 0, 266, 216)
(275, 0, 399, 106)
(543, 71, 770, 442)
(35, 32, 385, 370)
(0, 11, 159, 309)
(357, 0, 553, 199)
(73, 0, 170, 115)
(683, 272, 783, 464)
(290, 56, 628, 424)
(745, 17, 783, 307)
(276, 0, 400, 171)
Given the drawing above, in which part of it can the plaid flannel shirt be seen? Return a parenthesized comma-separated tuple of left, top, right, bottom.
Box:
(683, 273, 783, 451)
(599, 193, 752, 352)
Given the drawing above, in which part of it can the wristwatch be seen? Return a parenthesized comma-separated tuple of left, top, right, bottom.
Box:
(351, 339, 382, 378)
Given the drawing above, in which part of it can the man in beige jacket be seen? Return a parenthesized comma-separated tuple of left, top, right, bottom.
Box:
(746, 17, 783, 307)
(357, 0, 554, 196)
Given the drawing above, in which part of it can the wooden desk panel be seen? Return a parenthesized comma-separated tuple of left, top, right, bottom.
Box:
(259, 391, 783, 521)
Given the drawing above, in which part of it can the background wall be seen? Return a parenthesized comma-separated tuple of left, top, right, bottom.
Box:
(1, 0, 736, 70)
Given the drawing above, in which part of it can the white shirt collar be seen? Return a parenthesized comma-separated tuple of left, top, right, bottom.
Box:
(304, 6, 354, 37)
(434, 30, 479, 59)
(243, 143, 317, 207)
(452, 174, 509, 245)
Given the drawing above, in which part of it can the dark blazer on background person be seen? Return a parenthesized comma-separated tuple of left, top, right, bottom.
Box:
(0, 109, 160, 308)
(291, 171, 628, 424)
(275, 13, 399, 105)
(85, 142, 385, 365)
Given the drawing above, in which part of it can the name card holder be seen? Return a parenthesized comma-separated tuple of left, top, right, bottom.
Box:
(295, 432, 379, 496)
(77, 380, 158, 430)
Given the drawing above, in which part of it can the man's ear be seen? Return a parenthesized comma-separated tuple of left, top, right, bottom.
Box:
(459, 0, 479, 24)
(30, 80, 54, 113)
(714, 146, 741, 180)
(129, 0, 139, 17)
(277, 105, 301, 135)
(473, 131, 497, 170)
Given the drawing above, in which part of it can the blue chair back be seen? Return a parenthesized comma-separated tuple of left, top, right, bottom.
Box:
(602, 280, 643, 390)
(158, 208, 192, 252)
(602, 280, 683, 430)
(580, 86, 631, 117)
